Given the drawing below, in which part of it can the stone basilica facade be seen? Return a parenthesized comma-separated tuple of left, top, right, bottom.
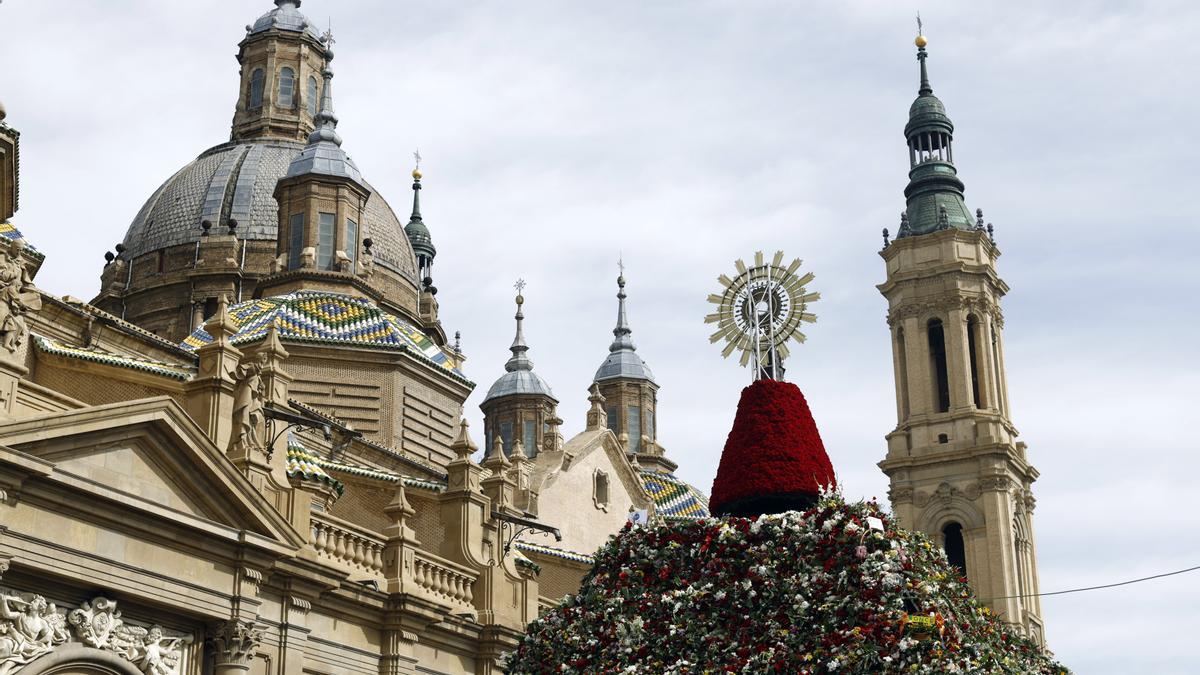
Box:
(0, 2, 707, 674)
(0, 4, 1045, 674)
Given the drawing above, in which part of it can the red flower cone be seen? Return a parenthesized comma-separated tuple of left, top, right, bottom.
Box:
(709, 378, 836, 518)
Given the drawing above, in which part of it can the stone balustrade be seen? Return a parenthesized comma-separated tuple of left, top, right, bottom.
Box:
(413, 551, 476, 609)
(311, 513, 385, 577)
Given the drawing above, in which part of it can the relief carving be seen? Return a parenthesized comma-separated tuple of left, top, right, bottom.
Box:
(979, 476, 1011, 492)
(0, 239, 41, 354)
(1, 593, 187, 675)
(0, 592, 68, 674)
(889, 486, 914, 503)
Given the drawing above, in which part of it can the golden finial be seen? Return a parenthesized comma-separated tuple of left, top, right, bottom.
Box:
(915, 13, 927, 48)
(412, 148, 423, 180)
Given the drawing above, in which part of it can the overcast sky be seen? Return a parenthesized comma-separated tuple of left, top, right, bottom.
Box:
(4, 1, 1199, 672)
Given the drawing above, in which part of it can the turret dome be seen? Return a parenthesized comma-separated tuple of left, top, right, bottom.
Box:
(248, 0, 321, 39)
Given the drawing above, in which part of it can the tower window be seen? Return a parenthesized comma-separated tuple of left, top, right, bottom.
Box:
(249, 68, 265, 108)
(499, 422, 513, 455)
(645, 411, 654, 443)
(627, 405, 641, 453)
(606, 405, 618, 433)
(345, 217, 358, 263)
(317, 212, 335, 270)
(523, 420, 536, 459)
(279, 67, 295, 108)
(967, 315, 983, 409)
(942, 522, 967, 578)
(927, 319, 950, 412)
(307, 75, 319, 117)
(288, 213, 304, 269)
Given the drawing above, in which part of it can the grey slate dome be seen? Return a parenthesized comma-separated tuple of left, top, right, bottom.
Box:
(248, 0, 320, 39)
(120, 139, 418, 283)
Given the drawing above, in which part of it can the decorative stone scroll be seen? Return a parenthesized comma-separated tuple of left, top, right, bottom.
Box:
(0, 592, 188, 675)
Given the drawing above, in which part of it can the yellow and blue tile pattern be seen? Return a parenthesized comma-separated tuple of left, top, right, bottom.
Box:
(640, 471, 711, 519)
(181, 291, 464, 377)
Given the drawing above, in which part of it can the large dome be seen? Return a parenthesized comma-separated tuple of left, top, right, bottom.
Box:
(121, 139, 418, 283)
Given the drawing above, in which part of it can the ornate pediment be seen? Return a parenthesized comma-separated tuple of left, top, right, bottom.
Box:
(0, 396, 304, 550)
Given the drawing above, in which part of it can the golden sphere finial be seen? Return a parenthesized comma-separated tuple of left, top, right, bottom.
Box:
(412, 167, 422, 180)
(915, 34, 928, 48)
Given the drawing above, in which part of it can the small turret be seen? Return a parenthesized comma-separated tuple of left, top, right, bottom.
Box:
(480, 282, 559, 460)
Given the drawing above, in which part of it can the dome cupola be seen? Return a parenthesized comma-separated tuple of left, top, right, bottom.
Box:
(898, 33, 976, 238)
(480, 284, 559, 459)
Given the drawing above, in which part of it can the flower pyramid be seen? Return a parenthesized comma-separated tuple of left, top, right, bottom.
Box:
(506, 379, 1069, 673)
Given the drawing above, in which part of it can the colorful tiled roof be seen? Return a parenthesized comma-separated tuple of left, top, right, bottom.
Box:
(286, 436, 345, 496)
(0, 221, 43, 259)
(180, 291, 466, 380)
(33, 334, 195, 381)
(640, 471, 711, 519)
(515, 541, 595, 565)
(286, 433, 444, 493)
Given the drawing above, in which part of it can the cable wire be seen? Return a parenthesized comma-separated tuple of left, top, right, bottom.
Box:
(985, 564, 1200, 600)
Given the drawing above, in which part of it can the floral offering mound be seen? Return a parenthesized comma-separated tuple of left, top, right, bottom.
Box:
(709, 379, 836, 516)
(506, 494, 1067, 674)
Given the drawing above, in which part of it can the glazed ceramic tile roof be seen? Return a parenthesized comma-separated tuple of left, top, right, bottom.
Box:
(639, 470, 710, 519)
(180, 290, 466, 379)
(33, 334, 195, 380)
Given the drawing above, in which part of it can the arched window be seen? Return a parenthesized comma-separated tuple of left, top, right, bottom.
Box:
(249, 68, 265, 108)
(594, 471, 610, 509)
(927, 319, 950, 412)
(278, 67, 295, 108)
(967, 315, 983, 408)
(307, 75, 319, 117)
(942, 522, 967, 578)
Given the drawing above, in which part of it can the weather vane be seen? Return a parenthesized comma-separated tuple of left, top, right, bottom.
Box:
(705, 251, 819, 381)
(916, 12, 923, 36)
(514, 278, 526, 295)
(618, 254, 625, 277)
(413, 148, 422, 170)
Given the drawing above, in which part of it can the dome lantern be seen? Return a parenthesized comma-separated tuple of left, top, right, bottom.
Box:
(480, 282, 558, 460)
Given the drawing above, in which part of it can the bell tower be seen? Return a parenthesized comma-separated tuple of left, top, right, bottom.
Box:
(877, 32, 1045, 645)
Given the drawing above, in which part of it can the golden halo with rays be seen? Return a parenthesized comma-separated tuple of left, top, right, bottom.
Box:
(704, 250, 820, 369)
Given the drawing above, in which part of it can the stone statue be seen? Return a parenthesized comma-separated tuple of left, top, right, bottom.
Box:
(229, 353, 267, 454)
(0, 592, 69, 675)
(0, 238, 42, 353)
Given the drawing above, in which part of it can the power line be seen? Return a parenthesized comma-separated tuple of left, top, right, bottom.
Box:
(985, 564, 1200, 600)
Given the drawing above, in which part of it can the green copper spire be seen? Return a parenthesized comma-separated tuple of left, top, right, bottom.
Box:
(899, 33, 975, 238)
(404, 152, 437, 293)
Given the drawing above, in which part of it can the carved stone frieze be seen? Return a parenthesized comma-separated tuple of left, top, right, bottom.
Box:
(888, 486, 914, 503)
(0, 591, 69, 672)
(979, 475, 1011, 492)
(1, 592, 187, 675)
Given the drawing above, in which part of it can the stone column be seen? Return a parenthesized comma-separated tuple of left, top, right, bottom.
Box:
(209, 619, 264, 675)
(901, 316, 931, 416)
(945, 306, 974, 412)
